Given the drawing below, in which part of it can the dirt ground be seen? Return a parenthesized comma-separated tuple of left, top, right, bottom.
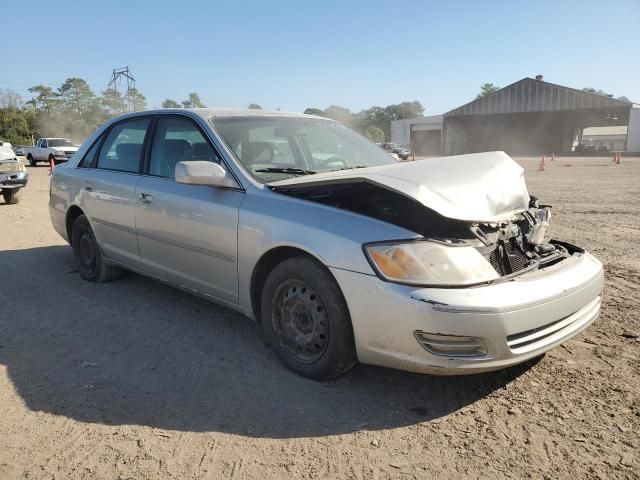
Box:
(0, 156, 638, 480)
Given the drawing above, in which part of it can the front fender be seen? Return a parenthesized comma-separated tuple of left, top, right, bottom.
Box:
(236, 188, 416, 311)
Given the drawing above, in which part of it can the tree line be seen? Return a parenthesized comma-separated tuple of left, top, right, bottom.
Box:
(303, 101, 425, 142)
(1, 75, 428, 146)
(3, 76, 632, 148)
(0, 78, 152, 144)
(0, 79, 211, 146)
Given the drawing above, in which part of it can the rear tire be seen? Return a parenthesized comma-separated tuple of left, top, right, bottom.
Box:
(71, 214, 123, 282)
(28, 154, 36, 166)
(260, 256, 357, 380)
(2, 188, 21, 204)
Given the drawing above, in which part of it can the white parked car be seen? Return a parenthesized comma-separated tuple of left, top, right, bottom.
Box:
(24, 138, 79, 166)
(49, 109, 604, 379)
(0, 143, 28, 203)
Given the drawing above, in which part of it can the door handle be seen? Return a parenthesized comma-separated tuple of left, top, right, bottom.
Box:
(139, 192, 153, 205)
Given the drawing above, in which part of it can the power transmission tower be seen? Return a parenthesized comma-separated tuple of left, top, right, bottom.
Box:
(107, 67, 136, 113)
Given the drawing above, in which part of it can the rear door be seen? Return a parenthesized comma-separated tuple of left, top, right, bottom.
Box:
(78, 116, 152, 267)
(134, 115, 244, 303)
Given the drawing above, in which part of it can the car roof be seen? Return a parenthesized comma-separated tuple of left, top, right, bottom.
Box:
(132, 108, 330, 122)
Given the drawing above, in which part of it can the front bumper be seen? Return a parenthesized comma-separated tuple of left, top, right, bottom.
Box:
(330, 251, 604, 374)
(0, 171, 28, 189)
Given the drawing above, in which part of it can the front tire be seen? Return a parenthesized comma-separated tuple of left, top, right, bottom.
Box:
(2, 188, 21, 204)
(261, 256, 357, 380)
(28, 154, 36, 166)
(71, 214, 123, 282)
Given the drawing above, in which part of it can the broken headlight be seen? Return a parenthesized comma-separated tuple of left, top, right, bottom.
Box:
(364, 240, 499, 287)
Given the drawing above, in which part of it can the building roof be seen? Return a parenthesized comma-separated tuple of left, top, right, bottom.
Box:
(445, 78, 632, 117)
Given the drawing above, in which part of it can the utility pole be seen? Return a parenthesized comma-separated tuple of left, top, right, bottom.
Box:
(107, 67, 136, 113)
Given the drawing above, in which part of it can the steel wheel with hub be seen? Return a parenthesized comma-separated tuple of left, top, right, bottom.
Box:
(272, 280, 330, 363)
(261, 256, 357, 379)
(71, 214, 123, 283)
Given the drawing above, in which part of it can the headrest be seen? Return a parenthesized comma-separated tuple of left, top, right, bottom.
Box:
(116, 143, 142, 160)
(162, 139, 192, 159)
(192, 142, 214, 160)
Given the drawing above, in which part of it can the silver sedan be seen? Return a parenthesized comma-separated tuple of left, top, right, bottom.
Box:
(49, 109, 603, 379)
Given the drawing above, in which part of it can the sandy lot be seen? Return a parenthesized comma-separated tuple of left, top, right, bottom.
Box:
(0, 156, 638, 479)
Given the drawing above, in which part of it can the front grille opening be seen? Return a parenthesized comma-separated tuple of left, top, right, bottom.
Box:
(507, 317, 567, 346)
(488, 240, 530, 276)
(506, 311, 579, 351)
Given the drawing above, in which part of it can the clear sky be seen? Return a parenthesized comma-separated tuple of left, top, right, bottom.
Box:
(3, 0, 639, 114)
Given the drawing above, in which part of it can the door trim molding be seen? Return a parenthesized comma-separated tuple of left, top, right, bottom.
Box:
(136, 229, 236, 262)
(92, 217, 136, 235)
(92, 217, 236, 262)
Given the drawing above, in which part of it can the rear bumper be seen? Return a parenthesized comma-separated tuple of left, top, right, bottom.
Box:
(49, 204, 68, 242)
(0, 171, 28, 188)
(331, 251, 604, 374)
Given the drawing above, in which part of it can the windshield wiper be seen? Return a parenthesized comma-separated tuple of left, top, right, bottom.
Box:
(330, 165, 368, 172)
(254, 167, 316, 175)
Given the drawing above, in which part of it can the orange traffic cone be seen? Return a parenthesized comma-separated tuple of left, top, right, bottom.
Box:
(537, 155, 546, 171)
(412, 151, 416, 161)
(612, 153, 617, 163)
(551, 152, 555, 161)
(616, 153, 622, 165)
(49, 157, 55, 175)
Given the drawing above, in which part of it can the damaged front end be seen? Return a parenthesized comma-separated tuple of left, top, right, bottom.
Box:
(271, 182, 578, 288)
(268, 152, 581, 287)
(471, 196, 578, 282)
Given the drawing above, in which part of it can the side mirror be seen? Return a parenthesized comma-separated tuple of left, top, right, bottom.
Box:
(175, 161, 239, 188)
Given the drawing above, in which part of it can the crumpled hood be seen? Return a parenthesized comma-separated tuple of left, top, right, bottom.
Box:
(268, 151, 530, 223)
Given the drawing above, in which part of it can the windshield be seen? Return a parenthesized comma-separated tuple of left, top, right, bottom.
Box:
(48, 139, 74, 147)
(210, 116, 396, 182)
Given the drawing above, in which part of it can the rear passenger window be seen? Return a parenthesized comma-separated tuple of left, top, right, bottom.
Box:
(78, 135, 104, 168)
(149, 117, 221, 178)
(97, 118, 150, 173)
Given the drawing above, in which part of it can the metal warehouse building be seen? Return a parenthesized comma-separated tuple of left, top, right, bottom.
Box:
(391, 76, 640, 155)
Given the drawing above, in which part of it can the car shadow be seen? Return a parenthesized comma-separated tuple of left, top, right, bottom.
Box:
(0, 246, 537, 439)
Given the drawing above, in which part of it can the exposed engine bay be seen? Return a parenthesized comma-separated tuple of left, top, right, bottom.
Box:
(272, 182, 580, 281)
(471, 195, 578, 278)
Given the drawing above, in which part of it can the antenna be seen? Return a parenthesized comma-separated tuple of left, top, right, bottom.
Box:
(107, 67, 136, 113)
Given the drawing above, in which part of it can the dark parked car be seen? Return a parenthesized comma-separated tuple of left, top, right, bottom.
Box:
(574, 144, 596, 154)
(380, 142, 410, 160)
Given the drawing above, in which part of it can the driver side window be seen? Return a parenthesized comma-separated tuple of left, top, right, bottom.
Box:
(149, 116, 221, 179)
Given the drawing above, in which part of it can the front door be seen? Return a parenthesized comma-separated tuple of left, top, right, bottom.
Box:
(134, 115, 244, 303)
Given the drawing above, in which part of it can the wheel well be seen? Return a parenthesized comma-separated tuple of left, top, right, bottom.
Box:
(250, 246, 318, 322)
(65, 205, 85, 245)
